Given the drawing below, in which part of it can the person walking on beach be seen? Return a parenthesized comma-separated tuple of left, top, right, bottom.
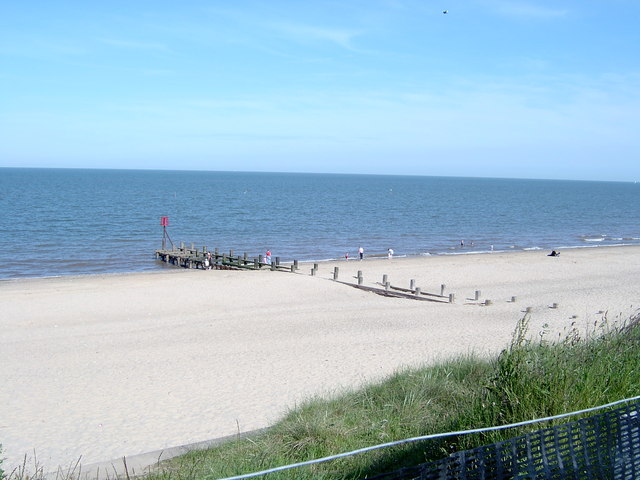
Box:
(358, 246, 364, 260)
(265, 250, 272, 265)
(388, 248, 394, 259)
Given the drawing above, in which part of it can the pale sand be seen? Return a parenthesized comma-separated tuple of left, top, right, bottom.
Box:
(1, 246, 639, 474)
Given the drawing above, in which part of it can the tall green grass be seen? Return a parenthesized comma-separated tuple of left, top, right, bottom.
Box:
(4, 312, 639, 480)
(144, 312, 640, 480)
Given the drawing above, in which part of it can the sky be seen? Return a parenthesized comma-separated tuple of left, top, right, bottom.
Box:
(1, 1, 639, 181)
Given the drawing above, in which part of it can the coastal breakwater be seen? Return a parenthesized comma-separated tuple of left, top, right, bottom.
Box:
(155, 243, 467, 304)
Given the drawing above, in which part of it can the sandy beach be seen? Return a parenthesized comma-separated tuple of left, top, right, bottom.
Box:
(1, 246, 639, 475)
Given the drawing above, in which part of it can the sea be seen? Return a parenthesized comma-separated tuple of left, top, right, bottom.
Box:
(1, 168, 639, 280)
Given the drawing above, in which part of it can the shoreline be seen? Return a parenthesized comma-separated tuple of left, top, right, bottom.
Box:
(2, 243, 640, 284)
(1, 246, 639, 473)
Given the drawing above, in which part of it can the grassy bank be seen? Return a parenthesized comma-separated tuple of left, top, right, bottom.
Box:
(4, 312, 639, 480)
(146, 312, 640, 480)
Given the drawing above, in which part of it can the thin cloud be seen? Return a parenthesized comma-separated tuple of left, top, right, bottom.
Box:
(485, 1, 568, 18)
(98, 38, 171, 52)
(269, 21, 363, 52)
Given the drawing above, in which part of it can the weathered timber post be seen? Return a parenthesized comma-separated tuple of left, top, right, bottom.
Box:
(290, 265, 295, 273)
(215, 248, 219, 257)
(313, 263, 319, 272)
(484, 299, 492, 306)
(243, 252, 248, 261)
(475, 290, 481, 301)
(333, 267, 339, 280)
(410, 279, 415, 291)
(385, 281, 390, 291)
(222, 253, 227, 264)
(358, 276, 363, 285)
(275, 257, 280, 266)
(229, 249, 234, 258)
(449, 293, 455, 303)
(415, 287, 421, 296)
(311, 268, 316, 276)
(510, 296, 517, 303)
(525, 306, 533, 313)
(180, 241, 185, 250)
(293, 260, 298, 270)
(441, 284, 446, 296)
(551, 303, 559, 309)
(254, 257, 260, 269)
(382, 274, 388, 285)
(203, 246, 207, 253)
(190, 243, 195, 251)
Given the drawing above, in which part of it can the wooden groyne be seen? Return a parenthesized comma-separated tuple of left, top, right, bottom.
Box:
(155, 243, 483, 304)
(155, 243, 299, 272)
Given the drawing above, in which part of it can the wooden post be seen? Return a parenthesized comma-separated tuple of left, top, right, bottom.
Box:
(475, 290, 481, 301)
(525, 307, 533, 313)
(441, 284, 446, 296)
(410, 279, 415, 291)
(215, 248, 219, 256)
(551, 303, 559, 309)
(313, 263, 319, 272)
(293, 260, 298, 270)
(484, 299, 492, 306)
(415, 287, 421, 296)
(311, 268, 316, 276)
(180, 241, 185, 250)
(271, 262, 276, 271)
(254, 257, 260, 269)
(333, 266, 339, 280)
(230, 249, 234, 258)
(449, 293, 455, 303)
(382, 274, 388, 285)
(511, 296, 517, 303)
(385, 281, 390, 291)
(203, 246, 207, 253)
(190, 243, 195, 250)
(358, 276, 363, 285)
(275, 256, 280, 266)
(290, 265, 295, 273)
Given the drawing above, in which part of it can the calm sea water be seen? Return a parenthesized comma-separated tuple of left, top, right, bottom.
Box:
(1, 168, 639, 280)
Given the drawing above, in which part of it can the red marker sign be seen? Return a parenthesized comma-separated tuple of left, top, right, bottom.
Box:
(160, 216, 169, 226)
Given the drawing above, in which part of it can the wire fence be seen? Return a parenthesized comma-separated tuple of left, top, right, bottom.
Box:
(367, 397, 639, 479)
(218, 396, 640, 480)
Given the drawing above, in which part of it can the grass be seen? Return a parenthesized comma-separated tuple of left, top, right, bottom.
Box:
(3, 311, 639, 480)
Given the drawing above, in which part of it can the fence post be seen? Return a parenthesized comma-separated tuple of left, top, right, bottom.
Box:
(333, 267, 339, 280)
(441, 284, 446, 296)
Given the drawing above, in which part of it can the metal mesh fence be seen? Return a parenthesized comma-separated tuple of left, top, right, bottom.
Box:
(367, 399, 639, 480)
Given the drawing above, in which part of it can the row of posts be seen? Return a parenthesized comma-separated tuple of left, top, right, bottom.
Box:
(326, 269, 543, 308)
(164, 248, 547, 310)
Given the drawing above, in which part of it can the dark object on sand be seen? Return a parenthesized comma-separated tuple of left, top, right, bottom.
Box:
(548, 250, 560, 257)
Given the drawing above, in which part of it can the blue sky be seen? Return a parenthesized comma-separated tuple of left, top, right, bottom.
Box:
(1, 1, 639, 181)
